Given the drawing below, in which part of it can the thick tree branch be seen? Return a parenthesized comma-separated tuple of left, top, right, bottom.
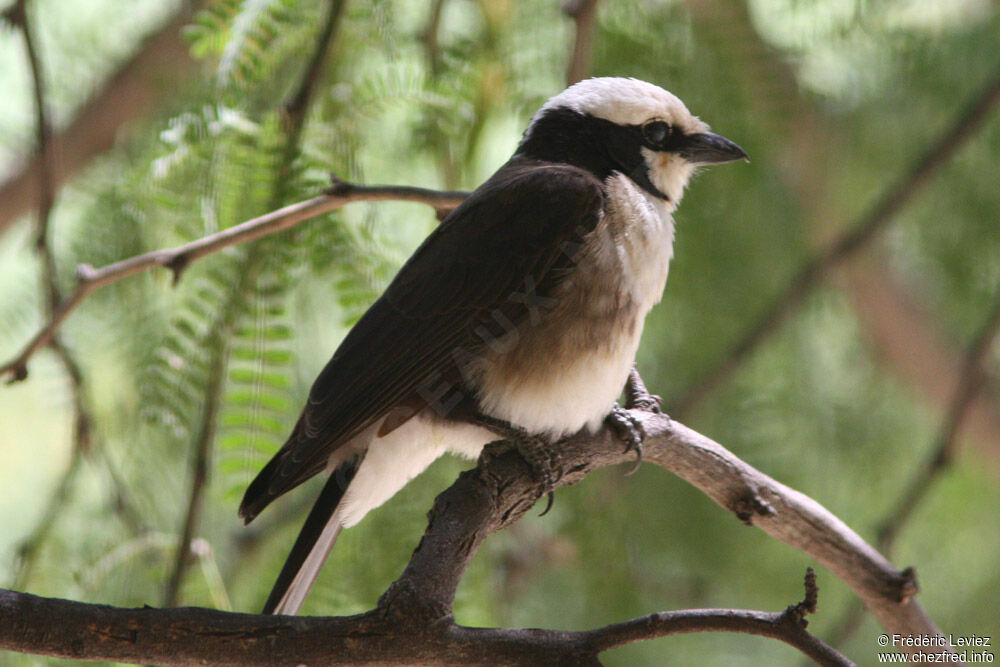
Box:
(388, 413, 945, 660)
(0, 179, 470, 383)
(2, 413, 943, 663)
(0, 578, 852, 666)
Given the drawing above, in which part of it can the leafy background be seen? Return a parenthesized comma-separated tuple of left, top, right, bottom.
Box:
(1, 0, 998, 665)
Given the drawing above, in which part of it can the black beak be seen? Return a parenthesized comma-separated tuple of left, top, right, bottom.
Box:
(678, 132, 748, 164)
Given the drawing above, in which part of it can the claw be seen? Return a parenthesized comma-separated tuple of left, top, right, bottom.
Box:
(624, 441, 643, 476)
(471, 412, 560, 513)
(539, 491, 555, 516)
(606, 405, 645, 475)
(625, 364, 665, 414)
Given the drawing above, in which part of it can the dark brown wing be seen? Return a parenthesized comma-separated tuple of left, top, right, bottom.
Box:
(239, 159, 604, 521)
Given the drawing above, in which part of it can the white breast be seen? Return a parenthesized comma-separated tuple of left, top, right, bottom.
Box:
(476, 173, 675, 438)
(329, 175, 675, 529)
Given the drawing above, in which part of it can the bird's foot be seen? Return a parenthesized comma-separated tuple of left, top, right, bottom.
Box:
(624, 364, 666, 415)
(605, 405, 647, 475)
(474, 414, 559, 516)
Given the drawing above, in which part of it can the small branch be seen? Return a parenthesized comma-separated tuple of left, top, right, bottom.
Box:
(0, 180, 470, 383)
(563, 0, 599, 85)
(0, 5, 198, 237)
(877, 287, 1000, 552)
(281, 0, 347, 145)
(379, 413, 945, 662)
(825, 286, 1000, 649)
(162, 333, 228, 607)
(420, 0, 448, 78)
(673, 66, 1000, 418)
(580, 570, 851, 666)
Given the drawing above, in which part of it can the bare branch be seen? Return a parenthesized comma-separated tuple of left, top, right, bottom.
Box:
(563, 0, 599, 85)
(281, 0, 347, 144)
(0, 5, 198, 237)
(877, 287, 1000, 552)
(2, 413, 947, 663)
(380, 411, 945, 663)
(825, 286, 1000, 649)
(0, 181, 470, 384)
(0, 582, 852, 666)
(579, 569, 852, 666)
(420, 0, 449, 78)
(162, 333, 228, 607)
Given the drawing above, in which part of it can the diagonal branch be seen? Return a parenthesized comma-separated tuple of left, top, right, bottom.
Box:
(876, 286, 1000, 553)
(0, 4, 198, 238)
(673, 67, 1000, 417)
(1, 412, 942, 663)
(0, 179, 470, 384)
(381, 411, 944, 664)
(824, 285, 1000, 648)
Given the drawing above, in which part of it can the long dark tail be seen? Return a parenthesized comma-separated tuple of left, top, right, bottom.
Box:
(262, 458, 360, 614)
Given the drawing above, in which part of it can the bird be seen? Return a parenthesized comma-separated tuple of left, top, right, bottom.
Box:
(239, 77, 747, 615)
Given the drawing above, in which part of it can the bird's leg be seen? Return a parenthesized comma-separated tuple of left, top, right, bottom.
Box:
(623, 363, 664, 414)
(607, 364, 669, 475)
(605, 406, 646, 476)
(472, 413, 559, 516)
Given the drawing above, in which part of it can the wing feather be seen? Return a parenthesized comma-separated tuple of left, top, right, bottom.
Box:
(240, 159, 604, 521)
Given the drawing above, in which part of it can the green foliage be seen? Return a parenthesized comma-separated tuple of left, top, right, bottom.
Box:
(1, 0, 998, 665)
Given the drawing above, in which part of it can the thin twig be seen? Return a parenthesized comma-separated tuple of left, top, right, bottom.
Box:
(581, 570, 851, 666)
(0, 4, 197, 237)
(162, 332, 228, 607)
(821, 287, 1000, 652)
(3, 0, 109, 587)
(281, 0, 346, 144)
(163, 0, 351, 606)
(877, 288, 1000, 552)
(420, 0, 448, 78)
(673, 67, 1000, 418)
(563, 0, 599, 85)
(0, 181, 470, 384)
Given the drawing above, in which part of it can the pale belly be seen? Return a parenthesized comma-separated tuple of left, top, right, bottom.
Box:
(475, 174, 674, 437)
(335, 174, 674, 526)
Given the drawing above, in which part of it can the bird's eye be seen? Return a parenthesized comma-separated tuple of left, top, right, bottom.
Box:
(642, 120, 671, 147)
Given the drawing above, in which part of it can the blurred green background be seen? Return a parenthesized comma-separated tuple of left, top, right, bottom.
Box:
(1, 0, 998, 665)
